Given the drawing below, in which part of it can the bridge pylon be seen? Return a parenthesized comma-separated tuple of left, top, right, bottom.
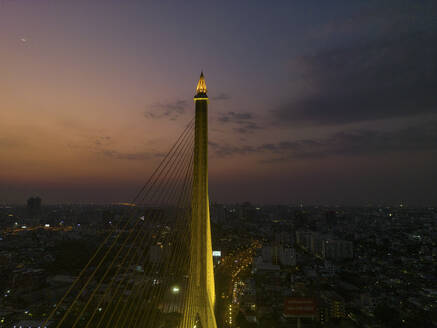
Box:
(181, 72, 217, 328)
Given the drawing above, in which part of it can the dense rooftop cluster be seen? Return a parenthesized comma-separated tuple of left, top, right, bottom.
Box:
(0, 203, 436, 327)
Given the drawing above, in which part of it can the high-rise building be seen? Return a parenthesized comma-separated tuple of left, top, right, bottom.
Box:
(279, 247, 296, 266)
(210, 203, 225, 224)
(326, 210, 337, 228)
(296, 231, 312, 251)
(321, 291, 346, 320)
(26, 196, 42, 218)
(324, 239, 353, 260)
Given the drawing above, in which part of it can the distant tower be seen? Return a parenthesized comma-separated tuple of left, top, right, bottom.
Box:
(181, 73, 217, 328)
(27, 196, 42, 218)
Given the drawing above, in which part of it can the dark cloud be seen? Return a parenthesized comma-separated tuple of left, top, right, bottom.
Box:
(100, 149, 164, 161)
(218, 112, 253, 122)
(94, 136, 112, 146)
(145, 100, 188, 120)
(274, 25, 437, 125)
(211, 92, 231, 101)
(234, 123, 262, 134)
(208, 141, 255, 157)
(216, 111, 262, 134)
(0, 137, 25, 149)
(306, 0, 436, 42)
(210, 120, 437, 160)
(68, 135, 163, 161)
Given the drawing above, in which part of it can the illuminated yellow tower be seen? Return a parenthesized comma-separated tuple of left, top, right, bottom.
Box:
(181, 72, 217, 328)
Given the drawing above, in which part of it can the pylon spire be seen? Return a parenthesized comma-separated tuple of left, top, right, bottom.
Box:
(195, 71, 207, 97)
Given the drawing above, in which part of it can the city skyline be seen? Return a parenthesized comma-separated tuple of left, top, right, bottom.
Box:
(1, 0, 436, 204)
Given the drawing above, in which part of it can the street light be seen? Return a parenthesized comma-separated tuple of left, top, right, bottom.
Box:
(171, 286, 180, 294)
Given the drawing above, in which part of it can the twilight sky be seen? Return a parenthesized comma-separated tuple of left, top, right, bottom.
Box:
(0, 0, 436, 205)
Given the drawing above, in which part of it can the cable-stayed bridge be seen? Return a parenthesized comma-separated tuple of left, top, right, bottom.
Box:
(42, 73, 217, 328)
